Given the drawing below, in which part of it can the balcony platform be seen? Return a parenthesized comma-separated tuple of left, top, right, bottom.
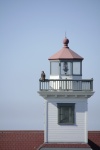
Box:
(38, 79, 94, 98)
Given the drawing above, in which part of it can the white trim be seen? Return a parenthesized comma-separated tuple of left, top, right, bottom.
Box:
(85, 101, 88, 143)
(38, 91, 94, 99)
(44, 100, 48, 142)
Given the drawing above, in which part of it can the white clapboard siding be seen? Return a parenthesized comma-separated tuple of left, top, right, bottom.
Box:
(45, 98, 87, 143)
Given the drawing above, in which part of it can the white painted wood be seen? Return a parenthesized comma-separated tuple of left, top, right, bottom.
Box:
(50, 75, 82, 80)
(44, 98, 88, 143)
(44, 100, 48, 142)
(50, 75, 60, 79)
(85, 103, 88, 143)
(38, 90, 94, 99)
(50, 76, 82, 90)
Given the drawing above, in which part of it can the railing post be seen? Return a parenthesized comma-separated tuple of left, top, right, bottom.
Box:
(90, 78, 93, 90)
(39, 79, 41, 91)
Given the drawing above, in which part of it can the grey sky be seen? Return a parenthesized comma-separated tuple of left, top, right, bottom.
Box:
(0, 0, 100, 130)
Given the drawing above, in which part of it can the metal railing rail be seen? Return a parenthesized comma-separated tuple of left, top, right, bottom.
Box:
(39, 79, 93, 91)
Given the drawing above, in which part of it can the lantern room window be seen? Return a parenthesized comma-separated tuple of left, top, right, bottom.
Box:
(50, 61, 59, 75)
(50, 60, 82, 76)
(61, 61, 72, 75)
(60, 61, 82, 76)
(73, 62, 81, 75)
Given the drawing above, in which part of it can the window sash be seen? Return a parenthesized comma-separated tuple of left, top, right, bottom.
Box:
(50, 62, 59, 75)
(61, 61, 72, 75)
(73, 62, 81, 75)
(50, 60, 82, 76)
(58, 103, 75, 124)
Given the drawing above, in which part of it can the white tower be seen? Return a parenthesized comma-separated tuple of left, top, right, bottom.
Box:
(38, 37, 94, 144)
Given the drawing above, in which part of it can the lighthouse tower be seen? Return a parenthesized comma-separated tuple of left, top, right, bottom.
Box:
(38, 37, 94, 145)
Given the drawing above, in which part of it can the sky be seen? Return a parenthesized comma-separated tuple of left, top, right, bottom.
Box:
(0, 0, 100, 130)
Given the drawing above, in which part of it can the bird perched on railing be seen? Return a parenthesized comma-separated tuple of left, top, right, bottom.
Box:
(41, 71, 46, 81)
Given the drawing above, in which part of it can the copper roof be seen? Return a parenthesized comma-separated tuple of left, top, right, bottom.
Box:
(48, 37, 83, 60)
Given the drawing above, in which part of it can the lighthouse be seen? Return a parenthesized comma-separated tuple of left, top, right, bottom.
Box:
(38, 37, 94, 145)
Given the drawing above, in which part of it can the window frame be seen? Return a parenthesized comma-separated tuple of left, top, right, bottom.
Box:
(57, 103, 75, 125)
(60, 61, 72, 76)
(50, 60, 82, 76)
(60, 60, 82, 76)
(73, 61, 82, 75)
(50, 61, 60, 75)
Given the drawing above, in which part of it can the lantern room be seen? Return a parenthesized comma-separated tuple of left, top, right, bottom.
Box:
(48, 37, 83, 80)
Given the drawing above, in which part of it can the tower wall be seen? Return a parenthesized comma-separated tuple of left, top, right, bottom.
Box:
(44, 97, 88, 143)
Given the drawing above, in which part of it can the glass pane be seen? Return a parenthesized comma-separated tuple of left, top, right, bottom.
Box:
(60, 107, 69, 123)
(50, 62, 59, 75)
(69, 106, 74, 123)
(59, 106, 74, 124)
(61, 61, 72, 75)
(73, 62, 80, 75)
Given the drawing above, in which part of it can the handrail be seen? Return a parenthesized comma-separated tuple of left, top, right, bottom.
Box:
(39, 79, 93, 91)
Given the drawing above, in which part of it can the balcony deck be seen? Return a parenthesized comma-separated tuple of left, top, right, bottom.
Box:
(39, 79, 93, 91)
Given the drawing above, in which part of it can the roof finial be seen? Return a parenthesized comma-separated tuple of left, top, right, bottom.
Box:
(63, 33, 69, 48)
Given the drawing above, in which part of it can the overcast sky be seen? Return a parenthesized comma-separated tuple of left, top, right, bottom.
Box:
(0, 0, 100, 130)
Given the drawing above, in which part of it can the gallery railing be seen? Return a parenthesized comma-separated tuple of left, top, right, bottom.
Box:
(39, 79, 93, 91)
